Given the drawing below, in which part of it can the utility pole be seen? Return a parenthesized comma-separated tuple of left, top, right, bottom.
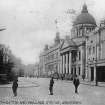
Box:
(95, 27, 101, 86)
(95, 43, 98, 86)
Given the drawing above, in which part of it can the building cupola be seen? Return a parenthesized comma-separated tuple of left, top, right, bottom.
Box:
(81, 4, 88, 13)
(73, 4, 96, 26)
(71, 4, 97, 38)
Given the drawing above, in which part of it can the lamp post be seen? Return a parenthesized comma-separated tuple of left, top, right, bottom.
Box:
(95, 60, 98, 86)
(95, 30, 98, 86)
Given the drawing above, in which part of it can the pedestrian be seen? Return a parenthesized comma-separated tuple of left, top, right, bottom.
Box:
(57, 73, 59, 80)
(61, 74, 63, 80)
(82, 74, 85, 80)
(49, 77, 54, 95)
(73, 75, 80, 94)
(12, 77, 18, 97)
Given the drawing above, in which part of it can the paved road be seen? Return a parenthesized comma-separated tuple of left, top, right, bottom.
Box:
(0, 77, 105, 105)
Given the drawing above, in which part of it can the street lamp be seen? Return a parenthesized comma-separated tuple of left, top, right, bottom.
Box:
(95, 60, 98, 86)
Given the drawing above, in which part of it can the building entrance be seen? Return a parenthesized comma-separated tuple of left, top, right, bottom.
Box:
(91, 67, 94, 81)
(97, 66, 105, 82)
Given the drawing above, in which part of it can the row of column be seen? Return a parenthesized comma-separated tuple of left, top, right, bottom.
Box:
(61, 52, 71, 74)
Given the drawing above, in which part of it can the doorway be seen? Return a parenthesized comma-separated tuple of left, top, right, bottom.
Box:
(97, 66, 105, 82)
(91, 67, 94, 81)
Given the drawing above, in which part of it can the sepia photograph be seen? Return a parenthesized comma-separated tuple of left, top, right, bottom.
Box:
(0, 0, 105, 105)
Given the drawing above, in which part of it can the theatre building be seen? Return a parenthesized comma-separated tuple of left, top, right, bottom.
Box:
(60, 4, 96, 79)
(39, 4, 105, 82)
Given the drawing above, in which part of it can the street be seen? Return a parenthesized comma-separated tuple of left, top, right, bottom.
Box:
(0, 77, 105, 105)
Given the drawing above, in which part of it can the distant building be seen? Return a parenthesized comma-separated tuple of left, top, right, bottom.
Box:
(34, 63, 40, 77)
(39, 50, 46, 77)
(39, 32, 62, 77)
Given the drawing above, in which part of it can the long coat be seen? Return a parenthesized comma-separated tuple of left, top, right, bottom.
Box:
(12, 80, 18, 92)
(50, 79, 54, 87)
(73, 77, 80, 87)
(49, 78, 54, 90)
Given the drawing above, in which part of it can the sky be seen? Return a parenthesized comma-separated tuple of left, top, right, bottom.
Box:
(0, 0, 105, 65)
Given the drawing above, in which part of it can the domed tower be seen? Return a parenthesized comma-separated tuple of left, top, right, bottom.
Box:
(44, 44, 49, 51)
(54, 19, 61, 45)
(71, 4, 97, 38)
(54, 32, 60, 45)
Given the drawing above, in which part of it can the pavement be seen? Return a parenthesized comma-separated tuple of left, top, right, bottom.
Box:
(0, 77, 105, 88)
(0, 77, 105, 105)
(62, 78, 105, 87)
(0, 77, 39, 88)
(79, 79, 105, 87)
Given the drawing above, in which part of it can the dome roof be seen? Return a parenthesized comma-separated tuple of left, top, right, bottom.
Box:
(73, 4, 96, 26)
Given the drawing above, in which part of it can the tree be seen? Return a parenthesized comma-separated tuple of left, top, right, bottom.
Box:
(0, 44, 26, 83)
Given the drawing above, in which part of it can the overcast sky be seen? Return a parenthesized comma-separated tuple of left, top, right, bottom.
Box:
(0, 0, 105, 65)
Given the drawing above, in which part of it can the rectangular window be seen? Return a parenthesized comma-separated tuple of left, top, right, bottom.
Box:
(79, 67, 81, 75)
(89, 47, 91, 54)
(93, 47, 95, 54)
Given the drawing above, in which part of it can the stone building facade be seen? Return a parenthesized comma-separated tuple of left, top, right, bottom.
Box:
(86, 22, 105, 82)
(60, 36, 77, 78)
(39, 4, 105, 82)
(39, 51, 46, 76)
(60, 4, 96, 79)
(39, 33, 62, 77)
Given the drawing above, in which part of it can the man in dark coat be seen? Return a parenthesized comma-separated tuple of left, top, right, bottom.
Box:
(12, 78, 18, 97)
(49, 77, 54, 95)
(73, 75, 80, 94)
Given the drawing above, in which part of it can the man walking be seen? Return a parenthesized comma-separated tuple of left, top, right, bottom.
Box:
(73, 75, 80, 94)
(49, 77, 54, 95)
(12, 77, 18, 97)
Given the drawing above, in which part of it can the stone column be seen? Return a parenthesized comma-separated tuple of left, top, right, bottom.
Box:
(60, 56, 62, 74)
(76, 65, 78, 75)
(63, 54, 65, 74)
(88, 66, 91, 81)
(69, 52, 71, 74)
(66, 53, 68, 74)
(81, 46, 85, 76)
(58, 61, 59, 74)
(85, 66, 88, 79)
(64, 54, 66, 74)
(61, 55, 63, 74)
(67, 53, 69, 73)
(73, 67, 75, 75)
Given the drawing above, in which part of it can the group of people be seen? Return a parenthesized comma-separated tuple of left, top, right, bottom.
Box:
(12, 74, 80, 97)
(49, 74, 80, 95)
